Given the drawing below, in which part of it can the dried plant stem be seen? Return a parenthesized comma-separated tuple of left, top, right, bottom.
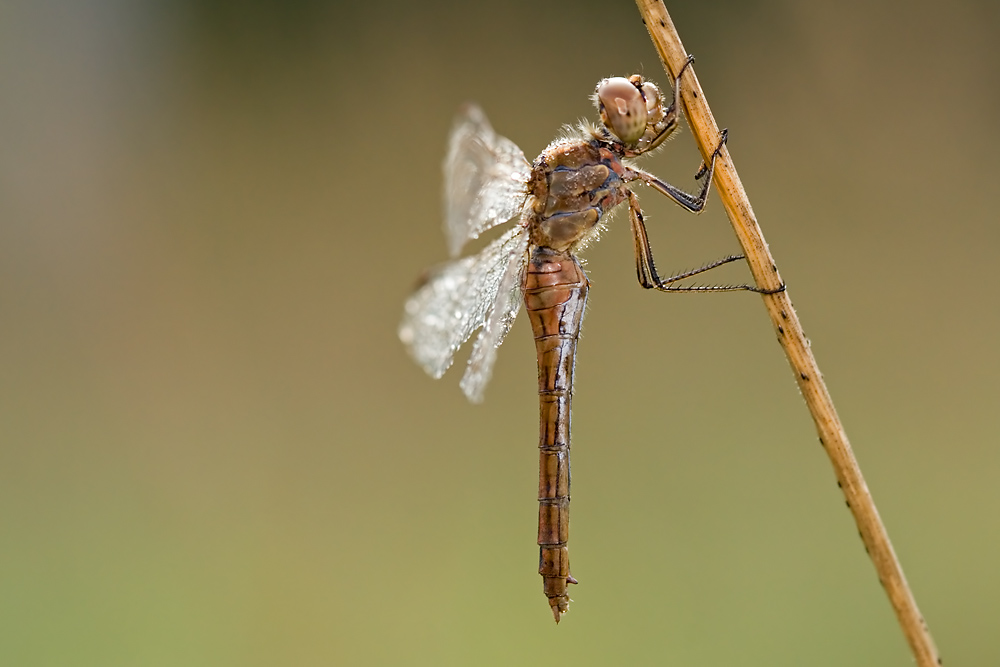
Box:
(634, 1, 940, 665)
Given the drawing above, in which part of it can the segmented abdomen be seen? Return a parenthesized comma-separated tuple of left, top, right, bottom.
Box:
(523, 245, 588, 622)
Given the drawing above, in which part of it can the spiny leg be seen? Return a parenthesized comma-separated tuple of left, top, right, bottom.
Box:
(627, 190, 783, 294)
(626, 129, 728, 213)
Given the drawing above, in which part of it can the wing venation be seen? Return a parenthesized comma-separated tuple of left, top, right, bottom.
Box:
(444, 105, 530, 257)
(400, 224, 529, 391)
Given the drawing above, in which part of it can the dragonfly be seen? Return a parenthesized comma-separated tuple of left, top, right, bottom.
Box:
(399, 57, 781, 623)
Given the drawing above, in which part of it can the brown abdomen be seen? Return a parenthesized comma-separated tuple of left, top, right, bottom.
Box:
(523, 245, 588, 622)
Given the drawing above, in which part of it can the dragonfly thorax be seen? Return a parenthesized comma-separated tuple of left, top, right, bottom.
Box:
(527, 138, 628, 252)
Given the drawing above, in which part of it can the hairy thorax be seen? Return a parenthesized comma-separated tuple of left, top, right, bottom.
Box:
(526, 138, 628, 253)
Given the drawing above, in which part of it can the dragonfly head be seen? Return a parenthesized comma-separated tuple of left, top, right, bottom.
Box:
(594, 75, 671, 155)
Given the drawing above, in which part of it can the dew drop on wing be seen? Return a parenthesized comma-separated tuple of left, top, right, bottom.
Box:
(443, 105, 531, 257)
(460, 226, 529, 403)
(398, 225, 528, 388)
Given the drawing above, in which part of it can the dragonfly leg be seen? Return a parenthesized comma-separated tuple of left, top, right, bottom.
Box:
(625, 129, 728, 213)
(627, 190, 783, 294)
(643, 54, 696, 149)
(662, 55, 696, 130)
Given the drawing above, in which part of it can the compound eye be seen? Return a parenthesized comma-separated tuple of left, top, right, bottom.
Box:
(640, 82, 662, 115)
(596, 77, 647, 144)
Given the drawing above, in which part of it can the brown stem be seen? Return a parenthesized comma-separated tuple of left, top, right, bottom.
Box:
(633, 1, 941, 665)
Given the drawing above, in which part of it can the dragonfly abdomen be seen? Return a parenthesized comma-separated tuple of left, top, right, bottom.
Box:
(523, 246, 588, 622)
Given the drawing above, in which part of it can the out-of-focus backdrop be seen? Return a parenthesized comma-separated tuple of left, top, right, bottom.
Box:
(1, 0, 997, 665)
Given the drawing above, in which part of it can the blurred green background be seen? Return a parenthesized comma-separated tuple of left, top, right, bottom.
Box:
(1, 0, 998, 665)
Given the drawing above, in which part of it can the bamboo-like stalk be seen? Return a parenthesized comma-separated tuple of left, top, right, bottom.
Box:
(633, 1, 941, 665)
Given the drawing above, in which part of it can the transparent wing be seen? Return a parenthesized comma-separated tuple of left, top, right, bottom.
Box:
(444, 104, 531, 257)
(400, 224, 530, 390)
(460, 229, 529, 403)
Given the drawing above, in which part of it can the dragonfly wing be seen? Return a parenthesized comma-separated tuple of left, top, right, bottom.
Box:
(400, 224, 529, 386)
(444, 104, 531, 257)
(460, 226, 529, 403)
